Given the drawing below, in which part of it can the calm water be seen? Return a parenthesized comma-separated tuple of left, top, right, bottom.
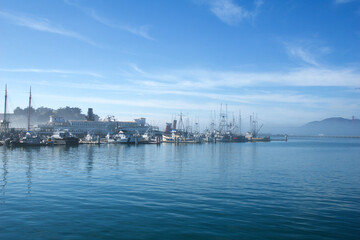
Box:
(0, 137, 359, 240)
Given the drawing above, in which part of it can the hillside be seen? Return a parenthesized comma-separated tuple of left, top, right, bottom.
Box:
(298, 117, 360, 136)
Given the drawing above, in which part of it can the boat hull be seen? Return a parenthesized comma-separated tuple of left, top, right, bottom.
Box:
(53, 137, 79, 145)
(4, 139, 50, 147)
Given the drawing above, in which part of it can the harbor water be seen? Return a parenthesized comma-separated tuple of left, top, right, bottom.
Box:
(0, 137, 359, 239)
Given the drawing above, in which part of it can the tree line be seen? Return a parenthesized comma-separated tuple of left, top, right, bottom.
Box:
(12, 106, 100, 123)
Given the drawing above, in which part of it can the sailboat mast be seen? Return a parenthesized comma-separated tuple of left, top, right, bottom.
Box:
(27, 87, 32, 131)
(3, 84, 7, 123)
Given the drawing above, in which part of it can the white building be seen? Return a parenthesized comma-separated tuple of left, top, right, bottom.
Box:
(35, 116, 149, 136)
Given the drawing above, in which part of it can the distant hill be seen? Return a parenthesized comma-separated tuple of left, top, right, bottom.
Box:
(298, 117, 360, 136)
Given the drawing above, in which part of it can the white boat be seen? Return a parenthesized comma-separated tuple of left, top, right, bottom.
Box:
(81, 131, 100, 144)
(112, 130, 145, 144)
(21, 131, 42, 145)
(105, 133, 116, 143)
(51, 129, 79, 145)
(162, 130, 202, 143)
(114, 130, 136, 143)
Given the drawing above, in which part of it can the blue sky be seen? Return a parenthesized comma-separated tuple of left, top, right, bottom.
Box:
(0, 0, 359, 131)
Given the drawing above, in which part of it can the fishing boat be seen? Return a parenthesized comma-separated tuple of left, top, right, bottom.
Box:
(51, 129, 79, 145)
(245, 113, 271, 142)
(112, 130, 145, 144)
(80, 131, 101, 144)
(105, 133, 116, 143)
(4, 131, 51, 147)
(162, 130, 202, 143)
(230, 134, 247, 142)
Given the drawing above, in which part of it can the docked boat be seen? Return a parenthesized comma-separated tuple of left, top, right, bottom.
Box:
(105, 133, 116, 143)
(80, 131, 101, 144)
(245, 132, 270, 142)
(51, 130, 79, 145)
(214, 132, 231, 142)
(4, 131, 50, 147)
(162, 130, 202, 143)
(112, 130, 145, 144)
(231, 134, 247, 142)
(142, 127, 162, 144)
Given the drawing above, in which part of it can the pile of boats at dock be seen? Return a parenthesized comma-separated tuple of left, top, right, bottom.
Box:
(1, 130, 81, 147)
(0, 126, 274, 148)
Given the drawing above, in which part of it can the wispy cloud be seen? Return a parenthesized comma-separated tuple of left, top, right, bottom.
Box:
(0, 10, 100, 47)
(0, 68, 103, 78)
(6, 64, 360, 125)
(64, 0, 154, 40)
(286, 45, 319, 66)
(36, 94, 215, 111)
(124, 66, 360, 88)
(284, 40, 332, 66)
(208, 0, 263, 25)
(88, 10, 154, 41)
(24, 64, 359, 91)
(24, 65, 360, 94)
(334, 0, 355, 4)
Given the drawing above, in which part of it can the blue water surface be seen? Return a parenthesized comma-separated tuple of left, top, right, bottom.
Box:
(0, 137, 359, 240)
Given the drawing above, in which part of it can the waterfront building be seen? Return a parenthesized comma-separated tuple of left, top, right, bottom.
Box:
(34, 116, 148, 137)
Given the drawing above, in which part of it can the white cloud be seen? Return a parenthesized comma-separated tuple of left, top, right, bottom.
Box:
(127, 66, 360, 88)
(4, 64, 360, 126)
(286, 46, 319, 66)
(334, 0, 355, 4)
(26, 79, 330, 106)
(18, 65, 360, 106)
(284, 40, 332, 66)
(64, 0, 154, 40)
(35, 94, 217, 111)
(0, 10, 100, 47)
(209, 0, 263, 25)
(8, 64, 360, 91)
(0, 68, 103, 78)
(88, 10, 155, 41)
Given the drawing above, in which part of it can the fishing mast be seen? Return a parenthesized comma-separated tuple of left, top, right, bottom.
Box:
(27, 87, 32, 131)
(218, 104, 227, 134)
(1, 84, 9, 133)
(239, 110, 242, 135)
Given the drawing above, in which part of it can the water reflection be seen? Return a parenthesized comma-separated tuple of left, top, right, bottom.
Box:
(169, 144, 187, 175)
(134, 145, 146, 172)
(23, 148, 38, 195)
(1, 148, 9, 203)
(85, 145, 95, 176)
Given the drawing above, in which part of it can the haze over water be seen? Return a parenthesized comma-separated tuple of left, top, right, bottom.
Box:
(1, 137, 359, 239)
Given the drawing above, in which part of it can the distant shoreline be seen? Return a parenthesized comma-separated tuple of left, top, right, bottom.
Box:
(287, 135, 360, 139)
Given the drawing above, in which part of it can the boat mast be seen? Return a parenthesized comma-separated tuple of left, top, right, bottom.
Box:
(225, 104, 228, 132)
(238, 110, 241, 135)
(27, 86, 32, 131)
(1, 84, 10, 133)
(3, 84, 7, 124)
